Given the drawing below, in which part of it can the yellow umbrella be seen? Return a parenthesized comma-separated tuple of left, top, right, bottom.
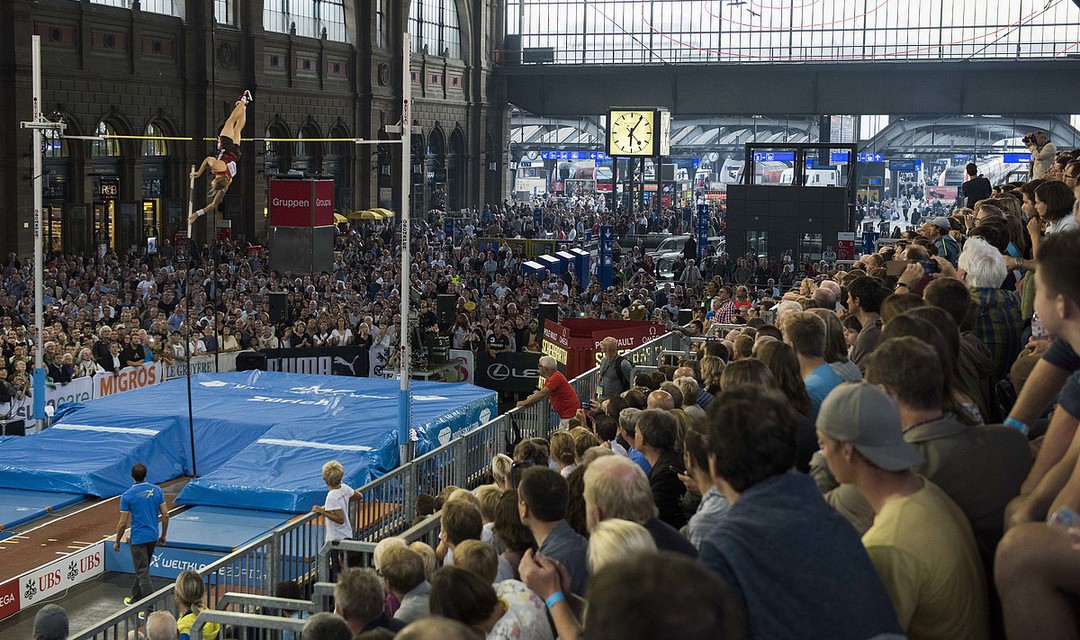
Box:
(362, 210, 385, 220)
(334, 212, 348, 224)
(374, 208, 395, 218)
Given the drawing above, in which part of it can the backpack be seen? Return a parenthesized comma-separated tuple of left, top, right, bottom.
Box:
(613, 354, 632, 390)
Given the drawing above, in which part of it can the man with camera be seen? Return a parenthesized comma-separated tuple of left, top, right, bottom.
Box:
(1025, 131, 1057, 180)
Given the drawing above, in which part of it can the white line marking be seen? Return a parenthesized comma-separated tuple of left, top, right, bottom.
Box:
(255, 438, 375, 452)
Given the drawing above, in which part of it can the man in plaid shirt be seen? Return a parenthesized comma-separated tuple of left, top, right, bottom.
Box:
(961, 238, 1023, 380)
(706, 286, 739, 325)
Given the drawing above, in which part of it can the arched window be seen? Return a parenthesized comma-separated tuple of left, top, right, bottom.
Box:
(92, 121, 121, 157)
(89, 0, 179, 17)
(142, 123, 169, 157)
(42, 128, 68, 159)
(326, 124, 353, 209)
(296, 122, 323, 173)
(426, 128, 447, 213)
(264, 122, 293, 176)
(447, 129, 465, 212)
(264, 0, 348, 43)
(410, 0, 461, 59)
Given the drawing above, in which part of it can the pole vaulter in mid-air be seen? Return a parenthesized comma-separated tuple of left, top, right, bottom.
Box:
(189, 90, 251, 227)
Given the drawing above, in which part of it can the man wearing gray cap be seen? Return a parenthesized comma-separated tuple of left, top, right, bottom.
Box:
(34, 604, 69, 640)
(918, 216, 960, 267)
(816, 382, 989, 640)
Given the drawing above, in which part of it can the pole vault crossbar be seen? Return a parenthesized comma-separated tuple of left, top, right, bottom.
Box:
(62, 134, 404, 144)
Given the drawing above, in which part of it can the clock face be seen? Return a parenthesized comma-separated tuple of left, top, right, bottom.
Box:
(607, 110, 656, 157)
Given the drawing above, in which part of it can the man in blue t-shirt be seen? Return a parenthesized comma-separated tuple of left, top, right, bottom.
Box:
(785, 312, 844, 418)
(114, 463, 169, 611)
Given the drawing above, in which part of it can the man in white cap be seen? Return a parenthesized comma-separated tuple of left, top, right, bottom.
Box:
(918, 216, 960, 267)
(816, 382, 989, 640)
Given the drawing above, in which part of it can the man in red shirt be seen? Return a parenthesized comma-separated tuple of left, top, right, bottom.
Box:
(517, 356, 580, 427)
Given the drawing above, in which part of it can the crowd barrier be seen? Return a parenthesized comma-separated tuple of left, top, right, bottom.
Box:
(68, 331, 686, 640)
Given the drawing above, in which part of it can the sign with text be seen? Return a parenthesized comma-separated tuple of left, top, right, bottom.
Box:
(94, 362, 163, 398)
(20, 543, 104, 610)
(163, 355, 218, 380)
(696, 204, 710, 262)
(268, 179, 335, 227)
(4, 376, 94, 428)
(598, 225, 614, 289)
(262, 346, 368, 377)
(474, 352, 542, 393)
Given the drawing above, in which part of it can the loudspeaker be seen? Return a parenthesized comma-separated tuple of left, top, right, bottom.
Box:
(268, 292, 288, 323)
(437, 294, 456, 326)
(537, 302, 559, 329)
(235, 351, 267, 371)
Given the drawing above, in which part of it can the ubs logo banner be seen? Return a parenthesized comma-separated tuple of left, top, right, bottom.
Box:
(18, 543, 104, 611)
(475, 352, 542, 393)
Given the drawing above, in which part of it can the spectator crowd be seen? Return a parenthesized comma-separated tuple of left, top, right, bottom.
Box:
(10, 137, 1080, 640)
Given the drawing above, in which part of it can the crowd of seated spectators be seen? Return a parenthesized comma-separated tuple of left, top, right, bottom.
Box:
(291, 146, 1080, 640)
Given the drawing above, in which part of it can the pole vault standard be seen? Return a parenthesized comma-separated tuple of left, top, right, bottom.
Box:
(20, 35, 65, 432)
(398, 33, 413, 466)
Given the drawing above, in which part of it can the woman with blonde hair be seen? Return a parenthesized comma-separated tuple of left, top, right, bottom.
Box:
(175, 570, 219, 640)
(189, 91, 252, 226)
(587, 519, 657, 573)
(548, 430, 577, 476)
(699, 355, 725, 395)
(490, 453, 513, 490)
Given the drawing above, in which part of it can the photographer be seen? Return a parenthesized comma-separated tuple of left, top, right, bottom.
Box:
(1024, 131, 1057, 180)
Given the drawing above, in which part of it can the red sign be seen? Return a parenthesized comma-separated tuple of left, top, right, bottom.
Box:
(268, 179, 335, 227)
(0, 579, 19, 620)
(543, 319, 664, 378)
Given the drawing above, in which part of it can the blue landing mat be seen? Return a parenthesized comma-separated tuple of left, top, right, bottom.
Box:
(0, 489, 84, 531)
(165, 506, 296, 552)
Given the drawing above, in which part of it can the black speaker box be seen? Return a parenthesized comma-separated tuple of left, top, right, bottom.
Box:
(268, 292, 288, 323)
(437, 294, 456, 326)
(236, 351, 268, 372)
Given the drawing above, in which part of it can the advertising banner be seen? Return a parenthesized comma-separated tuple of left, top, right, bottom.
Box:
(448, 349, 475, 383)
(696, 204, 710, 262)
(268, 179, 335, 227)
(598, 225, 614, 289)
(262, 346, 368, 377)
(94, 362, 163, 399)
(105, 543, 224, 581)
(19, 543, 105, 610)
(4, 375, 95, 426)
(369, 345, 393, 378)
(164, 355, 218, 380)
(0, 578, 18, 620)
(474, 352, 542, 393)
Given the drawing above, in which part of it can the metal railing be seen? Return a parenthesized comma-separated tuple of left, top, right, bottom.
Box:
(71, 331, 685, 640)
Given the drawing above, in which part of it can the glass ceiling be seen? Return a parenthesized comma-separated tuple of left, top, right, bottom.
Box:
(506, 0, 1080, 64)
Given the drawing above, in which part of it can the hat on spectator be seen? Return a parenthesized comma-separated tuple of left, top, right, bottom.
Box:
(816, 382, 923, 472)
(927, 217, 952, 231)
(34, 604, 69, 640)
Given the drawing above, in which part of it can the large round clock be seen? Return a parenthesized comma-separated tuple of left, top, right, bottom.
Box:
(607, 109, 656, 157)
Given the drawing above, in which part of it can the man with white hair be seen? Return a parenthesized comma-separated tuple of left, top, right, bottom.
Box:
(145, 611, 178, 640)
(517, 355, 580, 427)
(959, 237, 1022, 378)
(583, 454, 697, 556)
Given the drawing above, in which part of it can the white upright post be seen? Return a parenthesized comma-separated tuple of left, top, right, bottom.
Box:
(398, 33, 413, 466)
(31, 35, 47, 429)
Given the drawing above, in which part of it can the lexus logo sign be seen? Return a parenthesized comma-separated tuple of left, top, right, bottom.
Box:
(476, 352, 543, 393)
(487, 363, 538, 381)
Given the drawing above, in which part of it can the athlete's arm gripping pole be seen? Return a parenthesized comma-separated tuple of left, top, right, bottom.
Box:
(186, 164, 196, 241)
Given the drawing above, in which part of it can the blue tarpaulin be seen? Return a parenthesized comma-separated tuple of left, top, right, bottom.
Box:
(0, 372, 496, 512)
